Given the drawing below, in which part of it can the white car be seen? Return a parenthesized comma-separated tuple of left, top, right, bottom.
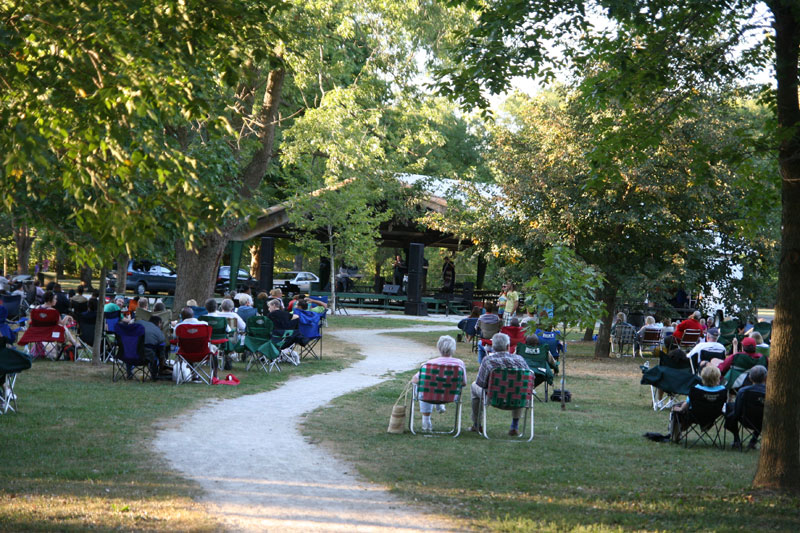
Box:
(273, 271, 320, 293)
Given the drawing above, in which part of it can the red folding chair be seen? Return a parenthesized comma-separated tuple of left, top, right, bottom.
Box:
(173, 323, 215, 384)
(409, 363, 464, 437)
(18, 308, 67, 360)
(481, 368, 535, 442)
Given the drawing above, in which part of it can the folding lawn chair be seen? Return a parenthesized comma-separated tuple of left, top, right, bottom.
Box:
(734, 387, 765, 451)
(103, 310, 122, 363)
(724, 353, 767, 391)
(240, 315, 278, 373)
(693, 348, 725, 374)
(538, 331, 564, 360)
(611, 324, 636, 357)
(112, 322, 153, 382)
(409, 363, 464, 437)
(0, 342, 33, 414)
(518, 343, 555, 402)
(671, 386, 727, 449)
(638, 327, 663, 357)
(752, 322, 771, 345)
(1, 294, 25, 322)
(640, 355, 700, 411)
(173, 323, 214, 384)
(296, 309, 324, 360)
(678, 329, 702, 352)
(481, 368, 535, 442)
(18, 308, 67, 360)
(200, 315, 236, 370)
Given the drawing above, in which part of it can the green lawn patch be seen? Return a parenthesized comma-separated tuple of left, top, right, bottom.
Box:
(304, 335, 800, 532)
(0, 343, 360, 531)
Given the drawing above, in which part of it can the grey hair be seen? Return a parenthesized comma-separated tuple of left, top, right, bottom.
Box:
(268, 298, 283, 310)
(748, 365, 767, 384)
(693, 310, 702, 320)
(645, 316, 655, 325)
(220, 298, 235, 312)
(491, 332, 510, 352)
(437, 335, 457, 357)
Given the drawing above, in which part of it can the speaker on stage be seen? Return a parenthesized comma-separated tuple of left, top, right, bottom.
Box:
(258, 237, 274, 292)
(405, 243, 427, 316)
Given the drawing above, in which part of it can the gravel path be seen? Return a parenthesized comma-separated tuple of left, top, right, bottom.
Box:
(153, 326, 462, 532)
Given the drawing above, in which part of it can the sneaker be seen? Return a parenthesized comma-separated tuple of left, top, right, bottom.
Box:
(435, 404, 446, 414)
(508, 428, 520, 437)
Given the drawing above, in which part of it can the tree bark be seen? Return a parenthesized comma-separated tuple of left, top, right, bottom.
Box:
(593, 283, 617, 358)
(80, 264, 93, 290)
(11, 218, 34, 275)
(753, 1, 800, 491)
(115, 252, 129, 296)
(174, 67, 286, 307)
(328, 225, 336, 313)
(173, 234, 227, 311)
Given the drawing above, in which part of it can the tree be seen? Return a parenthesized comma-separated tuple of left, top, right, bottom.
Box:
(437, 0, 800, 491)
(525, 245, 605, 409)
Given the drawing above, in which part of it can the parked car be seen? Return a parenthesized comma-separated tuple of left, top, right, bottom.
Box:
(215, 266, 258, 294)
(273, 271, 320, 293)
(124, 260, 177, 295)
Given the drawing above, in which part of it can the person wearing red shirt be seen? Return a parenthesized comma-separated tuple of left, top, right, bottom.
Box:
(674, 311, 702, 340)
(717, 337, 765, 375)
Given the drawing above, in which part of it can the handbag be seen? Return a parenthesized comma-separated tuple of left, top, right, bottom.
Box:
(387, 381, 412, 434)
(550, 389, 572, 402)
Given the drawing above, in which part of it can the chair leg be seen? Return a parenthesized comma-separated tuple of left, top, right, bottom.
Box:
(409, 386, 417, 435)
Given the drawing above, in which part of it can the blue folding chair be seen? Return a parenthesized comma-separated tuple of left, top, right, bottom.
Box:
(296, 309, 325, 360)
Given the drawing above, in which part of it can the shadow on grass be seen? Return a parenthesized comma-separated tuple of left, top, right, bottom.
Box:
(304, 335, 800, 532)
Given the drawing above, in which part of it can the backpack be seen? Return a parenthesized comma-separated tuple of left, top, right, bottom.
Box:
(550, 389, 572, 402)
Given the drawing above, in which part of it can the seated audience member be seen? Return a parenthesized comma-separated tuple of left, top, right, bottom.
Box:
(104, 296, 125, 314)
(305, 296, 328, 312)
(726, 365, 767, 450)
(699, 317, 708, 334)
(11, 283, 26, 297)
(715, 337, 765, 375)
(267, 298, 307, 349)
(38, 290, 78, 346)
(269, 288, 284, 301)
(520, 308, 537, 328)
(669, 365, 725, 442)
(287, 293, 303, 312)
(674, 311, 703, 341)
(661, 317, 675, 339)
(518, 334, 558, 388)
(152, 301, 167, 313)
(80, 298, 98, 322)
(234, 287, 253, 307)
(476, 302, 502, 363)
(749, 331, 769, 349)
(469, 332, 531, 436)
(135, 314, 167, 374)
(175, 306, 203, 330)
(209, 298, 246, 332)
(457, 307, 481, 342)
(127, 296, 139, 316)
(651, 335, 678, 360)
(653, 346, 691, 403)
(185, 299, 198, 308)
(70, 285, 88, 306)
(411, 335, 467, 431)
(635, 315, 659, 356)
(686, 327, 726, 368)
(610, 312, 633, 335)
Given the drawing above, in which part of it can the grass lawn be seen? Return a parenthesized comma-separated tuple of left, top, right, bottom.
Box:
(304, 333, 800, 532)
(0, 339, 361, 532)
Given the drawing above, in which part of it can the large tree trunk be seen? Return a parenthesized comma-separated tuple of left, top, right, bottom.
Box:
(55, 247, 66, 279)
(173, 235, 228, 311)
(175, 67, 285, 307)
(328, 226, 337, 314)
(593, 283, 617, 358)
(753, 1, 800, 491)
(11, 218, 34, 275)
(115, 252, 129, 296)
(582, 326, 594, 342)
(80, 264, 93, 291)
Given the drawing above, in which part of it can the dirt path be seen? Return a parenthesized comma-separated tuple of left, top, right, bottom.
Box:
(153, 326, 462, 532)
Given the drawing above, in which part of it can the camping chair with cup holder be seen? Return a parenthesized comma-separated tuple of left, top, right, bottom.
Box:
(518, 343, 556, 402)
(640, 354, 700, 411)
(296, 308, 325, 360)
(409, 363, 464, 437)
(17, 307, 67, 360)
(729, 386, 765, 451)
(173, 323, 215, 385)
(239, 315, 278, 373)
(200, 315, 236, 370)
(0, 341, 33, 414)
(724, 353, 767, 392)
(670, 385, 727, 449)
(480, 368, 535, 442)
(112, 321, 153, 382)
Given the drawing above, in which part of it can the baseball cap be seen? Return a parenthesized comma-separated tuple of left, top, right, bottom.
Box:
(708, 327, 720, 336)
(742, 337, 757, 348)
